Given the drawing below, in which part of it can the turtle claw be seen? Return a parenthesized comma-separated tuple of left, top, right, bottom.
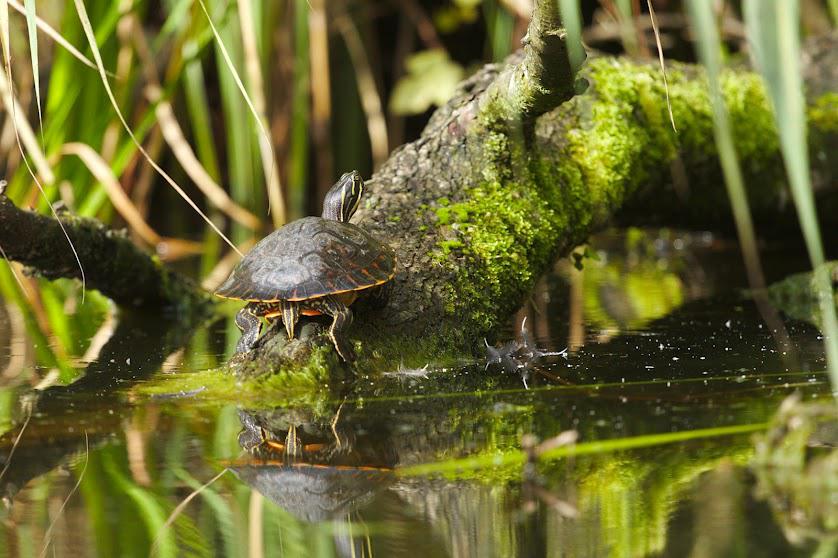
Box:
(331, 337, 356, 363)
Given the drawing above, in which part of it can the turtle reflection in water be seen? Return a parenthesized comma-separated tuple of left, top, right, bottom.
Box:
(215, 171, 396, 361)
(232, 410, 395, 531)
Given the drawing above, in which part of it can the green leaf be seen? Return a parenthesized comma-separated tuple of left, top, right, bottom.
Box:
(390, 49, 464, 116)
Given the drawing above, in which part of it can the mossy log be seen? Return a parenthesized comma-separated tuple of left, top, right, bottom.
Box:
(240, 25, 838, 377)
(1, 3, 836, 380)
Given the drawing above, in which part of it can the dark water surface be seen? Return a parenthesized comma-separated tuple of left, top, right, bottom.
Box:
(0, 230, 833, 557)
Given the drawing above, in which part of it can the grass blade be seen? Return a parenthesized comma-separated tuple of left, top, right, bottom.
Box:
(199, 0, 285, 225)
(646, 0, 676, 131)
(8, 0, 101, 72)
(744, 0, 838, 391)
(335, 12, 389, 169)
(400, 423, 766, 477)
(22, 0, 43, 142)
(58, 142, 163, 246)
(686, 0, 792, 358)
(237, 0, 285, 226)
(129, 18, 262, 231)
(71, 0, 242, 257)
(0, 2, 86, 300)
(558, 0, 585, 74)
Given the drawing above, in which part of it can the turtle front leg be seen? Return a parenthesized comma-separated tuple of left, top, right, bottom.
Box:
(308, 295, 356, 362)
(234, 304, 262, 354)
(280, 300, 300, 339)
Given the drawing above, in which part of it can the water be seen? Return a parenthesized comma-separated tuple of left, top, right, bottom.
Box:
(0, 230, 833, 557)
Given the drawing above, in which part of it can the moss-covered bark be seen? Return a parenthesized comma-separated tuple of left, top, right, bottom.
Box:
(2, 7, 836, 381)
(239, 32, 838, 378)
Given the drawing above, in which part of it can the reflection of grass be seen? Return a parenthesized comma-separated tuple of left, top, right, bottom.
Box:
(399, 423, 765, 479)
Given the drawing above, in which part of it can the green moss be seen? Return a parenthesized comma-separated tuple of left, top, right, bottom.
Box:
(808, 92, 838, 133)
(438, 239, 463, 255)
(432, 56, 795, 338)
(131, 364, 331, 410)
(765, 262, 838, 328)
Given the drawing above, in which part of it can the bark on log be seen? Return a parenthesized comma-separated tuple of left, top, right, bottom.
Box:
(0, 184, 212, 312)
(237, 28, 838, 376)
(0, 3, 836, 379)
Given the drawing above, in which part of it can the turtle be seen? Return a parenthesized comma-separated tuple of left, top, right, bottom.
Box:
(214, 171, 395, 362)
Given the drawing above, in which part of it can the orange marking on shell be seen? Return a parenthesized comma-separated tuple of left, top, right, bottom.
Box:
(216, 275, 392, 303)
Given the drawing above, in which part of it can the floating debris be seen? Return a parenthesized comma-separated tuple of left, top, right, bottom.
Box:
(484, 318, 568, 388)
(382, 362, 431, 379)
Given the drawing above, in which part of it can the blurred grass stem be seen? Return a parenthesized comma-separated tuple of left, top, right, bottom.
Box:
(744, 0, 838, 391)
(687, 0, 794, 364)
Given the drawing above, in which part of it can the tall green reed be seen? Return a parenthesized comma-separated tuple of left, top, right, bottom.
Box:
(743, 0, 838, 392)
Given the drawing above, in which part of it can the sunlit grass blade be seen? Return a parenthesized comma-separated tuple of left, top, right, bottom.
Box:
(129, 21, 261, 231)
(558, 0, 585, 74)
(181, 39, 221, 180)
(646, 0, 676, 131)
(685, 0, 792, 356)
(237, 0, 284, 227)
(744, 0, 838, 391)
(71, 0, 242, 257)
(399, 423, 766, 477)
(22, 0, 43, 143)
(57, 142, 164, 247)
(199, 0, 285, 226)
(0, 8, 86, 301)
(8, 0, 103, 73)
(615, 0, 639, 55)
(0, 1, 10, 71)
(335, 13, 389, 169)
(484, 0, 514, 62)
(289, 0, 310, 220)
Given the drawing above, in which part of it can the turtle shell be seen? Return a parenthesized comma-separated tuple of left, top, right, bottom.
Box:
(215, 217, 395, 302)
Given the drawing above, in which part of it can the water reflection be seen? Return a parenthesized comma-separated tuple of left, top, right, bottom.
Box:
(0, 229, 834, 557)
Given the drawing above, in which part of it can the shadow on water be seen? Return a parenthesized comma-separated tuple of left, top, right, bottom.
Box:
(0, 229, 835, 557)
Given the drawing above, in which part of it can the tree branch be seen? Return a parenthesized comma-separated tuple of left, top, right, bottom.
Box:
(478, 1, 577, 123)
(0, 184, 212, 312)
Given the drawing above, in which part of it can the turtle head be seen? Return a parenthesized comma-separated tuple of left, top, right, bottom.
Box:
(322, 170, 364, 222)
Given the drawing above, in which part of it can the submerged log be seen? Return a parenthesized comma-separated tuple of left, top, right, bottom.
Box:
(1, 2, 836, 378)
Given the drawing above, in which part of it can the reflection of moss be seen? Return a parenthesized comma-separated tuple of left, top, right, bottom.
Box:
(752, 394, 838, 544)
(132, 365, 333, 412)
(581, 259, 684, 331)
(573, 446, 752, 557)
(765, 262, 838, 328)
